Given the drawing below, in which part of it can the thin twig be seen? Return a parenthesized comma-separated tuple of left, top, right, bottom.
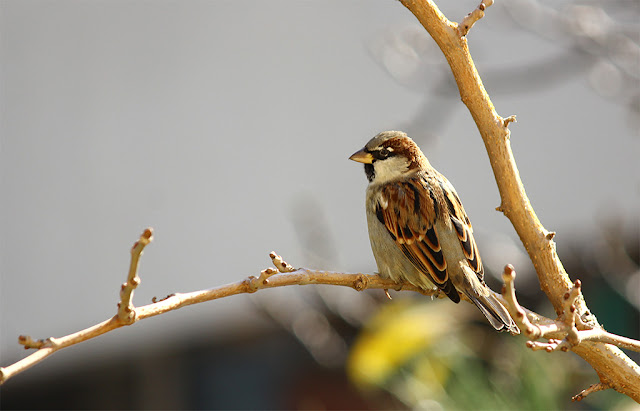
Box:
(1, 228, 154, 384)
(458, 0, 494, 36)
(134, 265, 438, 320)
(576, 330, 640, 352)
(502, 264, 636, 402)
(572, 382, 610, 402)
(0, 245, 434, 385)
(117, 227, 153, 323)
(502, 265, 640, 353)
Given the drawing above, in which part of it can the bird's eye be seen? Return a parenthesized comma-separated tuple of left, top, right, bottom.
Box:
(378, 148, 390, 159)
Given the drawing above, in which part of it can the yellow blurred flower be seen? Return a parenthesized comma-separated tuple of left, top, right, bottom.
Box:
(347, 298, 470, 391)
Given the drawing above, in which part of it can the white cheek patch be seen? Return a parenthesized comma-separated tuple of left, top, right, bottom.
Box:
(371, 156, 410, 185)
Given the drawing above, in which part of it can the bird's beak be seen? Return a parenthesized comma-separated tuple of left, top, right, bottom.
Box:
(349, 148, 373, 164)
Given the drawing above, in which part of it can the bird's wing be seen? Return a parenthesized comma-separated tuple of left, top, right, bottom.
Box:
(436, 176, 484, 283)
(375, 176, 460, 301)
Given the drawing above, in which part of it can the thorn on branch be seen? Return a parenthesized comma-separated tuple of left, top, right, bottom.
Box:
(152, 293, 175, 303)
(458, 0, 494, 37)
(503, 115, 517, 128)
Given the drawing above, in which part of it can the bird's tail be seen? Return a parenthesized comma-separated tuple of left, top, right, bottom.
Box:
(466, 291, 520, 334)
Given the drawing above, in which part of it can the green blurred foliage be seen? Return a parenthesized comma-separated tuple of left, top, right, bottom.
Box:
(347, 298, 637, 410)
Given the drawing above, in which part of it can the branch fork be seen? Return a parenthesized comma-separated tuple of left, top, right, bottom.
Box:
(0, 240, 439, 386)
(1, 228, 155, 384)
(501, 264, 640, 400)
(502, 264, 640, 354)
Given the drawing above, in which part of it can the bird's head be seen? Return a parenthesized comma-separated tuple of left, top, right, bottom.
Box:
(349, 131, 429, 184)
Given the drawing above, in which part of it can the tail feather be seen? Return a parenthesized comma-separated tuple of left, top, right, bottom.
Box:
(467, 292, 520, 334)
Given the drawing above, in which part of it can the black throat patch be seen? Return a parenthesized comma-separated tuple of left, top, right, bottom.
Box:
(364, 163, 375, 182)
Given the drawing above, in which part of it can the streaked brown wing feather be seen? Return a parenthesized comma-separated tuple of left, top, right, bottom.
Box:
(439, 178, 485, 282)
(376, 178, 460, 301)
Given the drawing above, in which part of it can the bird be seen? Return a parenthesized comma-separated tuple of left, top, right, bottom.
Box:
(349, 130, 519, 334)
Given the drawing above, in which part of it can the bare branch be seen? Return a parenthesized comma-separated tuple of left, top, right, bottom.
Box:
(0, 228, 155, 385)
(502, 265, 640, 353)
(0, 241, 436, 385)
(2, 317, 121, 384)
(2, 232, 634, 399)
(577, 330, 640, 352)
(134, 266, 437, 320)
(501, 264, 562, 341)
(572, 382, 610, 402)
(399, 0, 640, 401)
(117, 227, 153, 323)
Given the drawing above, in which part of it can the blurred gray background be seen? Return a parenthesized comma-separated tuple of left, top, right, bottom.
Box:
(1, 0, 638, 408)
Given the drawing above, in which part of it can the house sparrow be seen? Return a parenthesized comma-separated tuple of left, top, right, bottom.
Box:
(350, 131, 518, 333)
